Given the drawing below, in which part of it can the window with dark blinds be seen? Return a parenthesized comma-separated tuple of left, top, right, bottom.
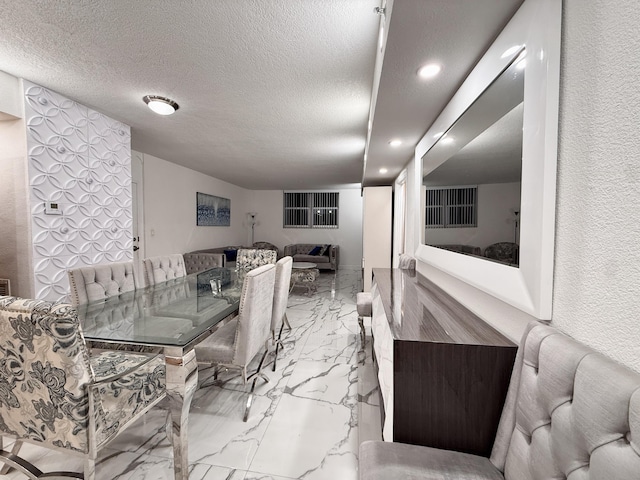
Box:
(284, 192, 339, 228)
(425, 186, 477, 228)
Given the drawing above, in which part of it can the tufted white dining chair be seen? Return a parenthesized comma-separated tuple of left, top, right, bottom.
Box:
(67, 261, 138, 306)
(195, 264, 276, 421)
(0, 296, 168, 479)
(270, 256, 293, 371)
(357, 254, 416, 348)
(143, 254, 187, 287)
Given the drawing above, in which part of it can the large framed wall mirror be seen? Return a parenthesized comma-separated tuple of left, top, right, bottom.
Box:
(414, 0, 561, 319)
(423, 52, 525, 267)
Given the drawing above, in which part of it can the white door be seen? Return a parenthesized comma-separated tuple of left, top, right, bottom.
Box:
(131, 152, 145, 284)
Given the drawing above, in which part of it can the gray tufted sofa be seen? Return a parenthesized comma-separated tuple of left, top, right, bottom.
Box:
(283, 244, 339, 271)
(359, 322, 640, 479)
(183, 251, 226, 274)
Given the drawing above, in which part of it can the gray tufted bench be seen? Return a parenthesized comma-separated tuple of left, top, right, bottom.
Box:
(359, 322, 640, 479)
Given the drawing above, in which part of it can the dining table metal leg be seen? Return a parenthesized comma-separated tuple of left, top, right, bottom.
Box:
(165, 348, 198, 480)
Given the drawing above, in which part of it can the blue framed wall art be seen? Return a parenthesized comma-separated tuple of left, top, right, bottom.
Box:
(197, 192, 231, 226)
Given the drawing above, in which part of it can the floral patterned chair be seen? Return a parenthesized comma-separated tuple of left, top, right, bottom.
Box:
(252, 241, 280, 259)
(235, 248, 277, 284)
(0, 296, 168, 479)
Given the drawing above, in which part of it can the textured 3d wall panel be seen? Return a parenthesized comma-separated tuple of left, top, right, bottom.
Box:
(24, 81, 132, 302)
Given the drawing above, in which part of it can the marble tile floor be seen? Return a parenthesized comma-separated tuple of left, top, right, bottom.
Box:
(1, 268, 382, 480)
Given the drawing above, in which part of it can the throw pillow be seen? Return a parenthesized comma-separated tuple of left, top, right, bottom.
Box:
(319, 244, 331, 256)
(308, 246, 322, 255)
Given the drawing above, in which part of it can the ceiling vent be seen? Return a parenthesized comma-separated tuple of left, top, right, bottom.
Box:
(0, 279, 11, 296)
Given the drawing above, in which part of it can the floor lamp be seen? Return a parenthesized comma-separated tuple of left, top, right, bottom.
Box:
(247, 212, 257, 245)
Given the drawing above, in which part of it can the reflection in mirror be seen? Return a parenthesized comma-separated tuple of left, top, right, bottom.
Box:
(422, 51, 525, 267)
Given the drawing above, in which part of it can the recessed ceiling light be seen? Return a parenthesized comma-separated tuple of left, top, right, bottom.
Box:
(143, 95, 179, 115)
(379, 168, 388, 174)
(417, 63, 442, 79)
(389, 139, 402, 147)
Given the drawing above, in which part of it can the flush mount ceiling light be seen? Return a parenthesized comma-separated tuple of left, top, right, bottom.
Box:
(143, 95, 179, 115)
(388, 139, 402, 147)
(379, 168, 388, 174)
(417, 63, 442, 79)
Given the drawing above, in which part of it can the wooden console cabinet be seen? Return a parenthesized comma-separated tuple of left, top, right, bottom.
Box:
(371, 268, 517, 457)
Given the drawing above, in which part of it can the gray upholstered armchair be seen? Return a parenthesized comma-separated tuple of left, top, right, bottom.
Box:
(0, 296, 168, 479)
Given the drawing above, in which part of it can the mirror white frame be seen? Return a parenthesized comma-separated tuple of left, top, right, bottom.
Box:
(414, 0, 561, 319)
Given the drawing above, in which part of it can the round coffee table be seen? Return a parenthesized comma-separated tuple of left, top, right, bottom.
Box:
(290, 262, 320, 295)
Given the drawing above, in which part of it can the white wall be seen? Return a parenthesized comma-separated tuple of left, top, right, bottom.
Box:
(143, 153, 251, 257)
(0, 116, 32, 297)
(551, 0, 640, 370)
(363, 186, 392, 290)
(404, 0, 640, 371)
(0, 70, 22, 119)
(248, 188, 363, 268)
(425, 182, 520, 251)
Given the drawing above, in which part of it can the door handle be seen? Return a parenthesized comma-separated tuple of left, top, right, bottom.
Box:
(133, 246, 140, 252)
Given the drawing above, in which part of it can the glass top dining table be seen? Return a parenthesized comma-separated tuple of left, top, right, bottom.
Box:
(77, 267, 242, 480)
(78, 267, 242, 347)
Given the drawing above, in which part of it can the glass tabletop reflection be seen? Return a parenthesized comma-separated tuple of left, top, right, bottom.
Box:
(78, 267, 242, 348)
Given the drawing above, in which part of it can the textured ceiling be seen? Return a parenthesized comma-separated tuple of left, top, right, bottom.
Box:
(0, 0, 379, 189)
(0, 0, 523, 190)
